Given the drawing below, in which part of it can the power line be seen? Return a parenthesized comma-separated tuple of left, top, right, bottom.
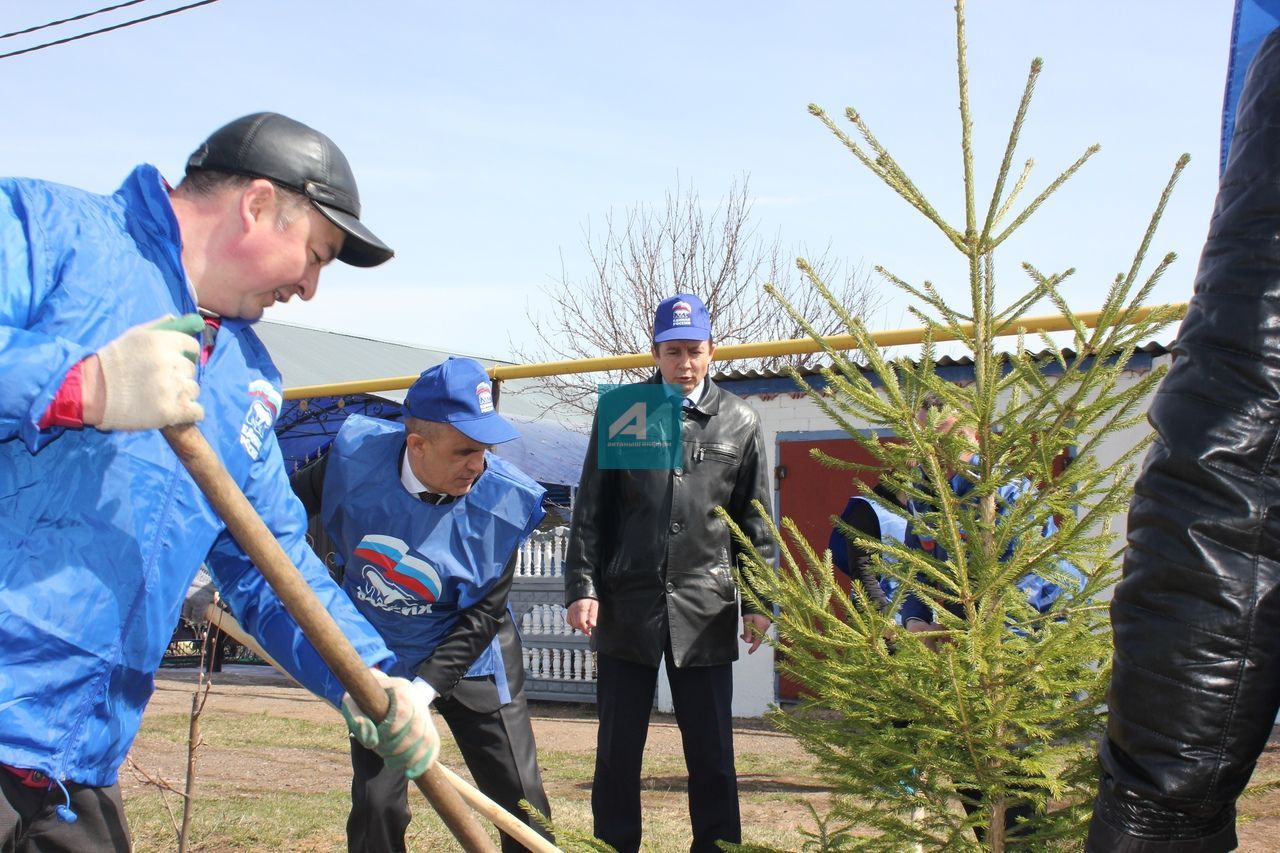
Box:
(0, 0, 223, 61)
(1, 0, 151, 41)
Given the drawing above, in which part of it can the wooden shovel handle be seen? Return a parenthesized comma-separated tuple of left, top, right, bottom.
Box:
(203, 603, 561, 852)
(164, 424, 495, 852)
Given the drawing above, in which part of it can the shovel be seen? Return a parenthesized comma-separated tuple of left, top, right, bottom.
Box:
(163, 424, 502, 851)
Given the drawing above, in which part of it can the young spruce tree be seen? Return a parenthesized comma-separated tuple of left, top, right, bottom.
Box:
(728, 3, 1184, 850)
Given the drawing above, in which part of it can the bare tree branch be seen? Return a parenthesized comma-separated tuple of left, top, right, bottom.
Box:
(516, 175, 883, 413)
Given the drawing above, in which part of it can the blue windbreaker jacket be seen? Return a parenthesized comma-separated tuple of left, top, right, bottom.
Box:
(0, 166, 392, 787)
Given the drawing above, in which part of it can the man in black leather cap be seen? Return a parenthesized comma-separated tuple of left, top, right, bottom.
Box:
(0, 113, 442, 852)
(564, 293, 776, 853)
(1086, 28, 1280, 853)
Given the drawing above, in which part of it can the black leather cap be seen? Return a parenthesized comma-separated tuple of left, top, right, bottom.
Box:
(185, 112, 393, 267)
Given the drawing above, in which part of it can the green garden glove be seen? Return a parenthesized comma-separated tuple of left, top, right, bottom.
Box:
(341, 669, 440, 779)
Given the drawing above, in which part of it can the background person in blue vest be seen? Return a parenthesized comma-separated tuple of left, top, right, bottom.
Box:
(900, 398, 1080, 840)
(899, 404, 1079, 642)
(291, 356, 554, 853)
(564, 293, 776, 853)
(0, 112, 439, 852)
(830, 482, 910, 612)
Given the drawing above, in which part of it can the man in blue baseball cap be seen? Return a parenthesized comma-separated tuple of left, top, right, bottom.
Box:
(291, 357, 554, 853)
(565, 293, 776, 852)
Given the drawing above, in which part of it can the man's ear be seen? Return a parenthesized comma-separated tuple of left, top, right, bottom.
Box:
(239, 179, 277, 232)
(405, 431, 425, 454)
(706, 341, 717, 360)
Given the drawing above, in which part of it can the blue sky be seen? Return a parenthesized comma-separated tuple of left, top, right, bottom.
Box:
(5, 1, 1235, 362)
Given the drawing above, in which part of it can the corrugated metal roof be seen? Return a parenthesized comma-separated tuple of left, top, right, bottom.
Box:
(259, 322, 591, 486)
(254, 321, 503, 387)
(711, 340, 1173, 381)
(253, 321, 584, 424)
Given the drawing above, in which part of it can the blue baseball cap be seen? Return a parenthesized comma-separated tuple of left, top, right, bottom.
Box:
(403, 357, 520, 445)
(653, 293, 712, 343)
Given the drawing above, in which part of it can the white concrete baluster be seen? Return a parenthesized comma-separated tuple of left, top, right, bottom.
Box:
(553, 528, 566, 577)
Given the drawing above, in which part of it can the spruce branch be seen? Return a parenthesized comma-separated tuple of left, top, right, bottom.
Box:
(981, 58, 1042, 245)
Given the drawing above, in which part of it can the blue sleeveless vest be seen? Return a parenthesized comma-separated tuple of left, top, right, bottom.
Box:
(852, 495, 908, 596)
(852, 496, 908, 548)
(322, 416, 545, 698)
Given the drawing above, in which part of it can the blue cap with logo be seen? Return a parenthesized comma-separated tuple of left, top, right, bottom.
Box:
(653, 293, 712, 343)
(403, 357, 520, 445)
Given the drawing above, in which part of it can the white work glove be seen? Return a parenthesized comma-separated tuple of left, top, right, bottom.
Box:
(96, 314, 204, 431)
(340, 669, 440, 779)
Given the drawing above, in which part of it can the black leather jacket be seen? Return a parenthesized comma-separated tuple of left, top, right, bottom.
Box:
(1086, 28, 1280, 853)
(564, 376, 776, 668)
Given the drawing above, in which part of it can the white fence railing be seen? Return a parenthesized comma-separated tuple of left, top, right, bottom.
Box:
(520, 602, 572, 636)
(515, 526, 568, 578)
(521, 646, 597, 682)
(511, 526, 596, 698)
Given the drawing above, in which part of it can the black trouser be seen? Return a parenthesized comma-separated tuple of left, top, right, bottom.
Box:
(0, 769, 131, 853)
(347, 680, 553, 853)
(592, 651, 739, 853)
(959, 789, 1036, 842)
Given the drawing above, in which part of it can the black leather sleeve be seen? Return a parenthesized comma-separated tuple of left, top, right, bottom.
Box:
(1087, 27, 1280, 852)
(727, 417, 777, 615)
(563, 410, 606, 606)
(831, 497, 890, 611)
(415, 550, 517, 696)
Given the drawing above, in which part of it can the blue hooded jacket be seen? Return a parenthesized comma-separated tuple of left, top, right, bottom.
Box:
(0, 166, 392, 787)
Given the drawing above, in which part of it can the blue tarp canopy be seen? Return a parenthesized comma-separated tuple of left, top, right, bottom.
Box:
(254, 321, 588, 512)
(274, 393, 588, 500)
(1222, 1, 1280, 172)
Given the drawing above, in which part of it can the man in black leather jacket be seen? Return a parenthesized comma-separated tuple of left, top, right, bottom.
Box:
(1086, 26, 1280, 853)
(564, 293, 776, 853)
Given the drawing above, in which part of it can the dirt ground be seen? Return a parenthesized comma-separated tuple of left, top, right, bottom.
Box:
(129, 666, 1280, 851)
(127, 666, 824, 850)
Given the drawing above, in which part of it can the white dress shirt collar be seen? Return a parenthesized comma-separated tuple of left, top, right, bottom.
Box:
(685, 377, 706, 408)
(400, 449, 431, 495)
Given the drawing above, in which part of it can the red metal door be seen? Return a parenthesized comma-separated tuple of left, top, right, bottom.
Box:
(775, 435, 887, 702)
